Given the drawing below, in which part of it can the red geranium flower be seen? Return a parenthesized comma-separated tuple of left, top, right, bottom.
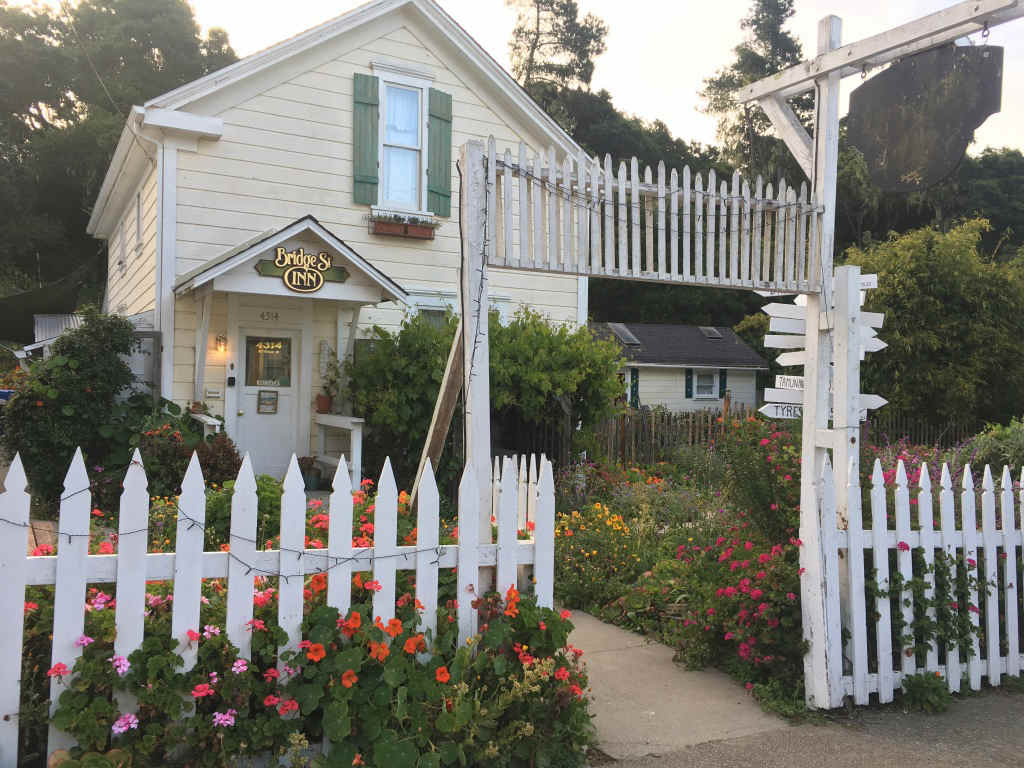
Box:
(435, 666, 450, 684)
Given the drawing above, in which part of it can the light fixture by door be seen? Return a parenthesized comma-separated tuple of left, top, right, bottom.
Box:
(215, 335, 227, 352)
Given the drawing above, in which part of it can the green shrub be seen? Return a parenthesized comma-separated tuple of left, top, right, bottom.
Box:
(970, 417, 1024, 472)
(899, 672, 953, 714)
(204, 474, 282, 550)
(0, 309, 135, 502)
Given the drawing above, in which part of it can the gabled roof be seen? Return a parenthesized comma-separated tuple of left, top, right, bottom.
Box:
(146, 0, 581, 157)
(173, 215, 408, 304)
(595, 322, 768, 370)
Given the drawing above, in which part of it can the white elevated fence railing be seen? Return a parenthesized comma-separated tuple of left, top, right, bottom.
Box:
(0, 449, 555, 761)
(816, 456, 1024, 708)
(483, 136, 823, 294)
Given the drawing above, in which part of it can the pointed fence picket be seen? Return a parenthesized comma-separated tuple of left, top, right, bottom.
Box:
(814, 456, 1024, 709)
(483, 138, 821, 293)
(1, 448, 554, 760)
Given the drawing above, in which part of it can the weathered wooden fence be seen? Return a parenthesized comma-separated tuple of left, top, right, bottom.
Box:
(592, 405, 755, 466)
(0, 449, 554, 761)
(866, 412, 980, 449)
(484, 137, 822, 294)
(813, 456, 1024, 708)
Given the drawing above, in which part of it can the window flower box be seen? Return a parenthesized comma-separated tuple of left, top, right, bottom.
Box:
(368, 212, 439, 240)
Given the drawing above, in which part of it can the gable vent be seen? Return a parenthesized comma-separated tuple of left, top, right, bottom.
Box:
(699, 326, 723, 340)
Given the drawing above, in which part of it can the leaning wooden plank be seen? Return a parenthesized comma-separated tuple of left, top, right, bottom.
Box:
(961, 466, 982, 690)
(48, 449, 93, 752)
(1001, 466, 1019, 677)
(372, 459, 400, 624)
(412, 316, 463, 505)
(534, 459, 556, 608)
(870, 459, 894, 703)
(917, 464, 939, 673)
(496, 457, 519, 595)
(893, 461, 916, 680)
(980, 466, 1001, 685)
(114, 450, 149, 716)
(456, 466, 481, 642)
(415, 460, 440, 647)
(278, 456, 306, 656)
(226, 455, 258, 660)
(0, 456, 30, 761)
(939, 464, 961, 692)
(327, 457, 355, 617)
(846, 458, 870, 705)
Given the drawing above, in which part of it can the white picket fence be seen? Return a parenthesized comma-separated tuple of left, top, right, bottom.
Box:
(815, 456, 1024, 708)
(483, 136, 822, 294)
(0, 448, 554, 761)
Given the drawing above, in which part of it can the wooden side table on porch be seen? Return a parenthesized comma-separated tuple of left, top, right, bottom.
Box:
(312, 414, 364, 489)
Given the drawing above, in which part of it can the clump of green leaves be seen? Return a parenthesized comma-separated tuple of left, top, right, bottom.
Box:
(900, 672, 953, 714)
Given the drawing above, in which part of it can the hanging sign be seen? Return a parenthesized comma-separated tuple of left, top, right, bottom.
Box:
(255, 248, 350, 293)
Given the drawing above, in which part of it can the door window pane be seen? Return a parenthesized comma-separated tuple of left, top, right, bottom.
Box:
(245, 337, 291, 387)
(695, 372, 715, 397)
(384, 85, 420, 146)
(382, 146, 420, 207)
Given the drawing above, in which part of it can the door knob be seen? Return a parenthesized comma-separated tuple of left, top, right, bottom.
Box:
(237, 410, 245, 416)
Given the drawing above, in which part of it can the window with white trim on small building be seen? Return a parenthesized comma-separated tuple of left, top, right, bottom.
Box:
(352, 66, 452, 217)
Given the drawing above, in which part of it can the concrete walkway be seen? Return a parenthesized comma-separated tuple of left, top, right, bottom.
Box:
(566, 610, 786, 760)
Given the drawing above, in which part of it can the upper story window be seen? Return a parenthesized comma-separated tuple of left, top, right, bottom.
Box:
(353, 64, 452, 218)
(381, 83, 423, 210)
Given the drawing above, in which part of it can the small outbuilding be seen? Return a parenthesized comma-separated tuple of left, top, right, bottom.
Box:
(596, 322, 768, 412)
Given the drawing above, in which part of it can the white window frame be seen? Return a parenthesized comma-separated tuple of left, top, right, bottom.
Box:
(372, 62, 434, 217)
(408, 289, 513, 325)
(693, 369, 719, 400)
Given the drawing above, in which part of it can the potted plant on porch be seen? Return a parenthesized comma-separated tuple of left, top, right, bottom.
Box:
(316, 352, 343, 413)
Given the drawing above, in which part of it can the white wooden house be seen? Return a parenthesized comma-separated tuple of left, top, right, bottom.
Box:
(86, 0, 587, 477)
(596, 322, 767, 412)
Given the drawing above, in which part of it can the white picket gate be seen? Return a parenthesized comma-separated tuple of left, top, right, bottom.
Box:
(483, 136, 822, 294)
(814, 455, 1024, 708)
(0, 449, 554, 761)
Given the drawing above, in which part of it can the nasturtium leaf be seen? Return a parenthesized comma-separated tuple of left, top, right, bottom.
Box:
(418, 752, 442, 768)
(383, 665, 405, 688)
(435, 710, 456, 733)
(374, 738, 419, 768)
(437, 741, 459, 765)
(454, 700, 473, 728)
(493, 655, 507, 676)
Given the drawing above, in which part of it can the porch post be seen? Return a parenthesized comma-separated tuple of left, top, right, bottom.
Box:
(459, 141, 494, 596)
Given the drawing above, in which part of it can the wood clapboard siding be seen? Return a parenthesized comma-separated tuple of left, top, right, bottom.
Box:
(105, 164, 158, 316)
(634, 367, 758, 412)
(174, 18, 581, 335)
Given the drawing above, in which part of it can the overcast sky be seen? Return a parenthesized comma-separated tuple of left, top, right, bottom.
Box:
(20, 0, 1024, 151)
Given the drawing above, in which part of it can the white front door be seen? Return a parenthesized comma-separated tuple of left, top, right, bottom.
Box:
(237, 329, 300, 478)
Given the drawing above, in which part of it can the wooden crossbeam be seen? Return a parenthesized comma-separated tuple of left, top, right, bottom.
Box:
(740, 0, 1024, 102)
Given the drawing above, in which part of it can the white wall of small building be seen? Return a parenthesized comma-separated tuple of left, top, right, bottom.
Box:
(631, 366, 759, 412)
(105, 164, 158, 316)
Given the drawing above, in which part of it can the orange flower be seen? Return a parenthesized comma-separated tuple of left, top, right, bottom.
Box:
(368, 641, 390, 662)
(435, 666, 450, 684)
(306, 643, 326, 662)
(384, 618, 403, 638)
(403, 634, 425, 654)
(310, 573, 327, 593)
(341, 668, 358, 688)
(352, 755, 364, 766)
(352, 572, 363, 589)
(338, 610, 362, 638)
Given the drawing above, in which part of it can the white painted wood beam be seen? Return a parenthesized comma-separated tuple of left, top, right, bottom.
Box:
(757, 96, 813, 180)
(193, 292, 212, 404)
(740, 0, 1024, 102)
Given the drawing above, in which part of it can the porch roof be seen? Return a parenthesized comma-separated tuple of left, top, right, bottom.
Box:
(173, 215, 409, 304)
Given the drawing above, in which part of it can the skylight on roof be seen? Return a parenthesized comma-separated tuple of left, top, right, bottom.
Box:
(699, 326, 723, 340)
(608, 322, 641, 346)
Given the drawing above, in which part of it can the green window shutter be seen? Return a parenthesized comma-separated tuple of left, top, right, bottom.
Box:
(685, 368, 693, 399)
(427, 88, 453, 216)
(353, 73, 379, 206)
(629, 368, 639, 409)
(719, 369, 728, 398)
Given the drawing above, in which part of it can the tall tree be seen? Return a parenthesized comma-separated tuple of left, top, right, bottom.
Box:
(507, 0, 607, 121)
(0, 0, 236, 294)
(700, 0, 809, 182)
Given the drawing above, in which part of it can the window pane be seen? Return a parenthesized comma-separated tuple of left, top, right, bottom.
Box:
(696, 373, 714, 396)
(245, 337, 291, 387)
(385, 86, 419, 146)
(382, 146, 419, 207)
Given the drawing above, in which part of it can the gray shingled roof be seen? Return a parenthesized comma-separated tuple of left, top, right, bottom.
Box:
(595, 322, 768, 369)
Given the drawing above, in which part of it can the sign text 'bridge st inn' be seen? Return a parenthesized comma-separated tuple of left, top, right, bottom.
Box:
(451, 0, 1024, 709)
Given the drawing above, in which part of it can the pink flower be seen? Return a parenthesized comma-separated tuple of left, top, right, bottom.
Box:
(187, 629, 201, 642)
(212, 709, 237, 727)
(364, 580, 383, 592)
(749, 589, 763, 600)
(264, 668, 280, 681)
(208, 671, 219, 684)
(47, 663, 69, 679)
(706, 608, 715, 616)
(110, 656, 130, 677)
(111, 712, 138, 735)
(74, 635, 94, 647)
(245, 619, 266, 632)
(232, 659, 248, 674)
(786, 592, 797, 601)
(967, 558, 977, 568)
(897, 541, 910, 552)
(724, 632, 734, 640)
(560, 609, 571, 620)
(745, 682, 754, 691)
(192, 683, 215, 698)
(202, 625, 221, 639)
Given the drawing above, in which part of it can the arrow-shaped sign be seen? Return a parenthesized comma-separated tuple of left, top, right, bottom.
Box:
(769, 316, 804, 335)
(861, 337, 887, 353)
(764, 389, 888, 410)
(775, 351, 805, 367)
(762, 303, 804, 319)
(759, 403, 803, 419)
(775, 375, 804, 390)
(764, 334, 805, 350)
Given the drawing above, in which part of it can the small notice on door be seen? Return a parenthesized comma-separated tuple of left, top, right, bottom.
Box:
(257, 389, 279, 414)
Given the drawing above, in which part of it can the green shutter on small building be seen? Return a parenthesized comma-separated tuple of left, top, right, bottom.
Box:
(352, 73, 379, 205)
(685, 368, 693, 398)
(719, 369, 728, 398)
(427, 88, 453, 216)
(629, 367, 639, 408)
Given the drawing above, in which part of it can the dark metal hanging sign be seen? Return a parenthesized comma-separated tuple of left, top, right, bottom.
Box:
(847, 45, 1003, 194)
